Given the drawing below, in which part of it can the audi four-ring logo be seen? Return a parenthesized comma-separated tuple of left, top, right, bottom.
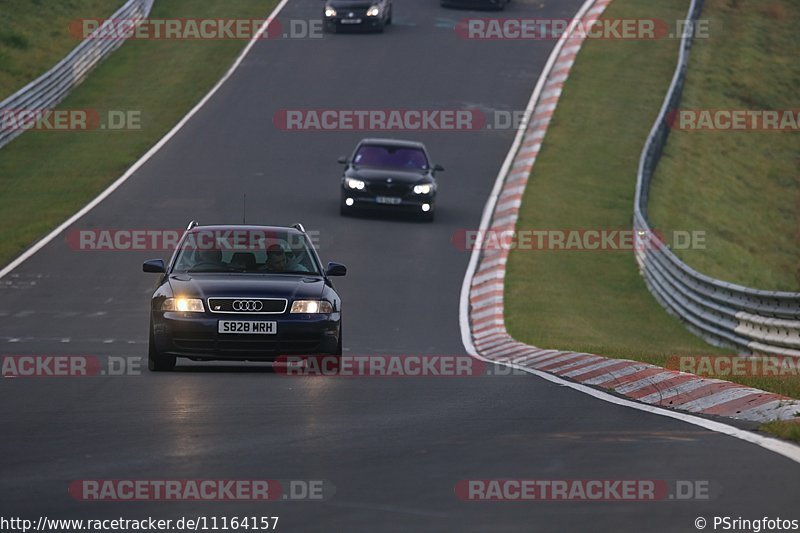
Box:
(232, 300, 263, 311)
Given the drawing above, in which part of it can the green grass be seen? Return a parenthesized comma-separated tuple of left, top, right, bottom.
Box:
(760, 420, 800, 442)
(0, 0, 125, 99)
(648, 0, 800, 291)
(505, 0, 723, 360)
(503, 0, 800, 440)
(0, 0, 277, 264)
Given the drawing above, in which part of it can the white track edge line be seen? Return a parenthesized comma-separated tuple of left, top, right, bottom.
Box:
(456, 0, 800, 464)
(0, 0, 292, 281)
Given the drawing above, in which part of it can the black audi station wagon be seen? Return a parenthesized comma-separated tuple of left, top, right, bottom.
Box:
(143, 222, 346, 371)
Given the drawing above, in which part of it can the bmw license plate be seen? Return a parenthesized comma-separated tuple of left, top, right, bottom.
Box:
(375, 196, 402, 205)
(218, 320, 277, 334)
(341, 18, 362, 24)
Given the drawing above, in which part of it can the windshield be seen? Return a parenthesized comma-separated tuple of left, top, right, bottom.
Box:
(353, 144, 429, 170)
(171, 229, 320, 275)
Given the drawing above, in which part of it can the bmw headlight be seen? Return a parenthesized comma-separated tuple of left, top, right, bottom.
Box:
(413, 183, 433, 195)
(346, 177, 366, 190)
(162, 297, 205, 313)
(366, 5, 381, 16)
(291, 300, 333, 314)
(325, 6, 337, 17)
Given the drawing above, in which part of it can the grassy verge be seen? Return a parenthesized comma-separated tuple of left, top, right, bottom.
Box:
(503, 0, 800, 440)
(0, 0, 277, 263)
(649, 0, 800, 291)
(0, 0, 125, 99)
(505, 0, 720, 358)
(759, 421, 800, 442)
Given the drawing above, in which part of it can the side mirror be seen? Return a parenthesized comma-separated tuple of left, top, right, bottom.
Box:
(433, 164, 445, 172)
(326, 262, 347, 277)
(143, 259, 166, 273)
(337, 156, 348, 165)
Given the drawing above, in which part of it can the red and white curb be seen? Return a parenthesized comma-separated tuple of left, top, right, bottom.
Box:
(462, 0, 800, 425)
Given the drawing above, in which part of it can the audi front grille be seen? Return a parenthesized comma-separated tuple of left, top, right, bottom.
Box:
(207, 298, 288, 314)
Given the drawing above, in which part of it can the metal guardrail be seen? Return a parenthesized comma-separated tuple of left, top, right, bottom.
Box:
(633, 0, 800, 357)
(0, 0, 154, 150)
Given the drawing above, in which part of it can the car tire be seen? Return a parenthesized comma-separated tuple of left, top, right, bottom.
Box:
(420, 209, 435, 223)
(148, 325, 176, 372)
(386, 8, 392, 25)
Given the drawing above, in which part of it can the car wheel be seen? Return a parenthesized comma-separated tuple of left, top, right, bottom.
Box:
(340, 201, 350, 216)
(420, 209, 435, 223)
(148, 325, 176, 372)
(386, 7, 392, 25)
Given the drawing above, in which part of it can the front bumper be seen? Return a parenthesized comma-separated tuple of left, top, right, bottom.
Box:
(152, 311, 340, 360)
(325, 15, 384, 30)
(341, 190, 435, 212)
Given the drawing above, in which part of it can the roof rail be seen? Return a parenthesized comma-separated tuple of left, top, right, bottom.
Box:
(292, 223, 306, 233)
(186, 220, 198, 230)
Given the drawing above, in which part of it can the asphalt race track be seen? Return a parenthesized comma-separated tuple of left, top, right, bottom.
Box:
(1, 0, 798, 531)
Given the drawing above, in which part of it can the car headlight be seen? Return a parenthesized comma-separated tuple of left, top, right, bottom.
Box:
(162, 297, 205, 313)
(366, 5, 381, 16)
(291, 300, 333, 314)
(325, 7, 337, 17)
(413, 183, 433, 195)
(346, 177, 366, 190)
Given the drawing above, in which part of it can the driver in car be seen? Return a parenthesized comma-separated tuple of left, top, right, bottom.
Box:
(191, 248, 225, 269)
(263, 244, 309, 273)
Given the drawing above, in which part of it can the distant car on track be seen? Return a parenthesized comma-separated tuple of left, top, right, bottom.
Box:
(338, 138, 443, 222)
(324, 0, 392, 32)
(441, 0, 509, 9)
(143, 222, 346, 371)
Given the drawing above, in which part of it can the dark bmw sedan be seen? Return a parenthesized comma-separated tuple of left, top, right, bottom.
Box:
(324, 0, 392, 32)
(142, 222, 346, 371)
(339, 138, 444, 222)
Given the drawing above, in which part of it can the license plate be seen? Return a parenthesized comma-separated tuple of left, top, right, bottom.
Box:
(376, 196, 402, 205)
(218, 320, 277, 335)
(341, 18, 362, 24)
